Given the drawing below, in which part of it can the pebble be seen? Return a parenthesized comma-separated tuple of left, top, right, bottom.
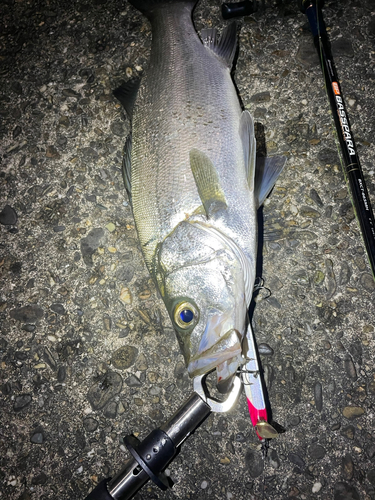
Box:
(300, 206, 321, 218)
(220, 457, 231, 465)
(117, 265, 135, 283)
(325, 259, 336, 299)
(342, 454, 354, 480)
(137, 353, 148, 371)
(314, 382, 323, 412)
(313, 270, 325, 285)
(266, 296, 281, 309)
(103, 401, 118, 419)
(308, 444, 326, 460)
(344, 354, 357, 381)
(367, 469, 375, 486)
(288, 452, 305, 469)
(57, 366, 66, 383)
(250, 91, 271, 103)
(30, 432, 44, 444)
(120, 287, 132, 304)
(10, 305, 44, 323)
(81, 147, 98, 161)
(46, 145, 60, 159)
(339, 262, 352, 286)
(83, 417, 99, 432)
(87, 371, 123, 410)
(368, 380, 375, 395)
(111, 345, 138, 370)
(360, 273, 375, 292)
(296, 39, 320, 68)
(292, 269, 309, 286)
(201, 480, 208, 489)
(32, 472, 48, 485)
(245, 450, 264, 478)
(333, 482, 360, 500)
(125, 374, 142, 387)
(363, 439, 375, 459)
(0, 205, 17, 225)
(332, 38, 354, 58)
(80, 228, 105, 266)
(110, 121, 125, 136)
(62, 88, 80, 97)
(340, 425, 355, 440)
(263, 364, 274, 391)
(312, 482, 322, 493)
(268, 449, 280, 469)
(148, 371, 161, 384)
(13, 394, 32, 412)
(22, 324, 36, 332)
(342, 406, 365, 420)
(43, 347, 57, 370)
(50, 303, 66, 315)
(309, 188, 324, 207)
(287, 415, 301, 427)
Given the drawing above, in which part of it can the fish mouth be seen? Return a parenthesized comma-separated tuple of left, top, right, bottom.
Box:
(187, 328, 243, 393)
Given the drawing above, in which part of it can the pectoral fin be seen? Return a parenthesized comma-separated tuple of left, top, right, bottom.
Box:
(255, 156, 286, 207)
(190, 148, 228, 218)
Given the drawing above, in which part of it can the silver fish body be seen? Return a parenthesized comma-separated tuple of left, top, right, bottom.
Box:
(118, 0, 284, 391)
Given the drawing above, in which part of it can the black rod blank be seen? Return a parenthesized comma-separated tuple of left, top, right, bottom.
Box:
(300, 0, 375, 279)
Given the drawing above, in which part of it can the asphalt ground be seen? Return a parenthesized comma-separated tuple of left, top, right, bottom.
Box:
(1, 0, 375, 499)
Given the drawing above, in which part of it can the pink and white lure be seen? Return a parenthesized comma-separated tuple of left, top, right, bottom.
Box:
(243, 324, 278, 440)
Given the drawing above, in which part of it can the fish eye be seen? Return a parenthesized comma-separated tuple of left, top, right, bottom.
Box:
(174, 302, 198, 329)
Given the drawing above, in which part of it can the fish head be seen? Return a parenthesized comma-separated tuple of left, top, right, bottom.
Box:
(154, 221, 251, 393)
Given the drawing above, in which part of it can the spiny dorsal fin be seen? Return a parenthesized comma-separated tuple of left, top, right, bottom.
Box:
(113, 79, 141, 120)
(129, 0, 197, 20)
(201, 22, 237, 68)
(239, 110, 256, 191)
(189, 148, 228, 217)
(255, 156, 286, 208)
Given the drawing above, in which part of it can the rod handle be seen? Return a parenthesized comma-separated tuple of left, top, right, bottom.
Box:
(222, 1, 255, 19)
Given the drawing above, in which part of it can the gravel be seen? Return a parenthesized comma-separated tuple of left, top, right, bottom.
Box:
(1, 0, 375, 499)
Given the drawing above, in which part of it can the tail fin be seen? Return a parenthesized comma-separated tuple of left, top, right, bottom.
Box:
(129, 0, 197, 18)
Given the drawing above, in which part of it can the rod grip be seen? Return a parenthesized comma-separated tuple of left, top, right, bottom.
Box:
(85, 479, 114, 500)
(222, 1, 255, 19)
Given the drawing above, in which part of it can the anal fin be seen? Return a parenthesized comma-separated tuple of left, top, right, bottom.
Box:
(255, 156, 287, 207)
(113, 78, 141, 120)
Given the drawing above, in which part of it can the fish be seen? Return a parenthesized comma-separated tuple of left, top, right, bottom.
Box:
(114, 0, 285, 396)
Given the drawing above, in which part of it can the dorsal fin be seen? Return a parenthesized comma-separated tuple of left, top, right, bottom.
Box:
(239, 110, 256, 191)
(201, 22, 237, 68)
(113, 79, 141, 119)
(189, 148, 228, 218)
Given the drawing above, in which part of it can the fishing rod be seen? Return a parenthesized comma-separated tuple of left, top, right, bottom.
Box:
(222, 0, 375, 279)
(298, 0, 375, 278)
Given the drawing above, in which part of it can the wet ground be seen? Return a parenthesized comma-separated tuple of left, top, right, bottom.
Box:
(1, 0, 375, 499)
